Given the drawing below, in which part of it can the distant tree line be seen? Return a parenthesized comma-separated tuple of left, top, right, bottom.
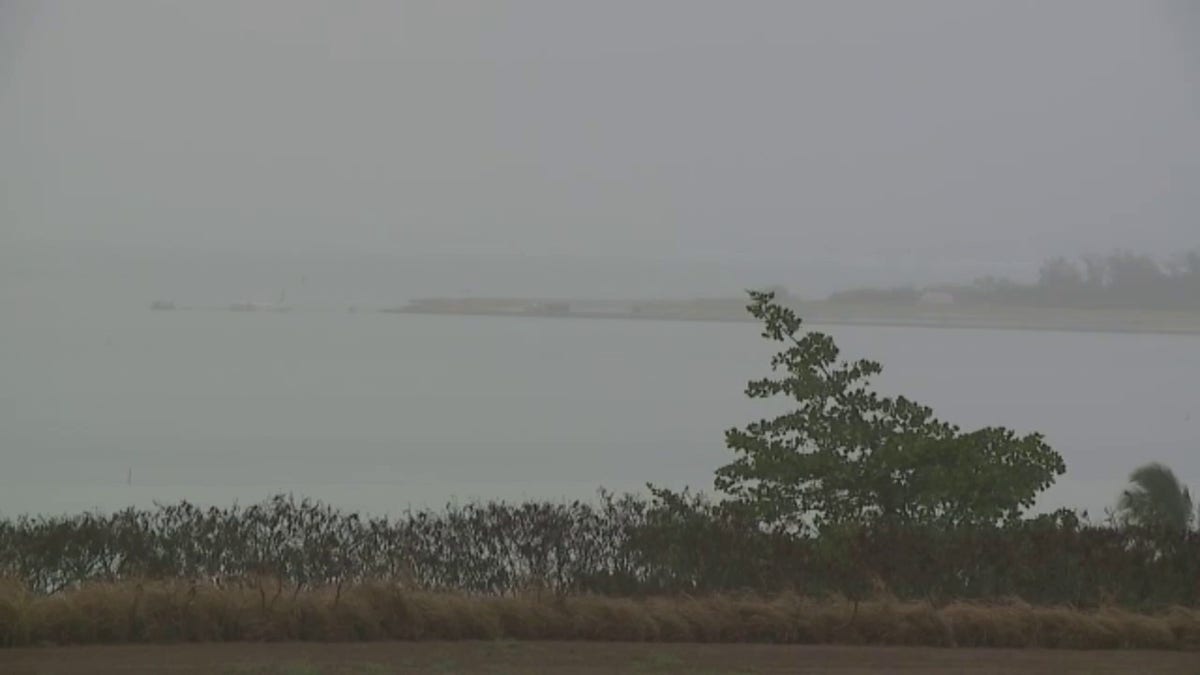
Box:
(829, 250, 1200, 310)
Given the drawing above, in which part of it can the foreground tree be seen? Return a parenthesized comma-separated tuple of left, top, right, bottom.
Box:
(715, 291, 1065, 533)
(1116, 462, 1194, 533)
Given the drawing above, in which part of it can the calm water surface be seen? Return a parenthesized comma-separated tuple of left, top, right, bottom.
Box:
(2, 305, 1197, 517)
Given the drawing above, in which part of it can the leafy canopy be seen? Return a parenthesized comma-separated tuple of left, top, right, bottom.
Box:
(715, 291, 1066, 532)
(1116, 462, 1194, 533)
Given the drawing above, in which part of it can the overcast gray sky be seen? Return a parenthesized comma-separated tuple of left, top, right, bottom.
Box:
(1, 0, 1197, 297)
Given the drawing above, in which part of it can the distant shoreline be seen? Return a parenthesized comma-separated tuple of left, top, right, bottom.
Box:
(382, 299, 1200, 337)
(148, 298, 1200, 336)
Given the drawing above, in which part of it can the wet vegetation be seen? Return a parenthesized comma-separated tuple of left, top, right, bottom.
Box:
(2, 581, 1200, 649)
(3, 292, 1196, 647)
(0, 494, 1198, 609)
(830, 249, 1200, 310)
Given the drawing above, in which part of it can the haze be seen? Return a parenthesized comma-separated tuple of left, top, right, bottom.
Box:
(2, 0, 1199, 302)
(5, 5, 1200, 663)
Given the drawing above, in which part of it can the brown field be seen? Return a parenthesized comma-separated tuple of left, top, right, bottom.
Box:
(3, 582, 1200, 653)
(2, 641, 1199, 674)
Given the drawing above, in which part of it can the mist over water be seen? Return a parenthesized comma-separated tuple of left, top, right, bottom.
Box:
(3, 301, 1196, 519)
(3, 1, 1199, 520)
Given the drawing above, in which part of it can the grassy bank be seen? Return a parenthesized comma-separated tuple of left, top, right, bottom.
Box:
(2, 581, 1198, 650)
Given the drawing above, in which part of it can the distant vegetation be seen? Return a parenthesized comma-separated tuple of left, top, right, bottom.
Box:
(829, 249, 1200, 310)
(3, 292, 1198, 647)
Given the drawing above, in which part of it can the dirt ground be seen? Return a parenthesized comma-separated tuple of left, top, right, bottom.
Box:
(1, 642, 1197, 675)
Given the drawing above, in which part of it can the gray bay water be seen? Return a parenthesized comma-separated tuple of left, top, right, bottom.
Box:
(2, 305, 1197, 518)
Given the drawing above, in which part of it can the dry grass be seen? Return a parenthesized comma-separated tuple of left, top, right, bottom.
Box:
(0, 581, 1196, 650)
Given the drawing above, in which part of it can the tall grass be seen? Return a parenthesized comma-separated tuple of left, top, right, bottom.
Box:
(0, 581, 1196, 649)
(1, 495, 1197, 607)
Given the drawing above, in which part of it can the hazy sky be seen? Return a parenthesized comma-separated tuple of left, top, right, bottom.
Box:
(2, 0, 1198, 293)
